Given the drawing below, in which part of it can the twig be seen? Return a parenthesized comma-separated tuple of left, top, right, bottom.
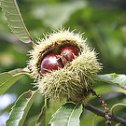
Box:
(90, 89, 111, 126)
(85, 104, 126, 126)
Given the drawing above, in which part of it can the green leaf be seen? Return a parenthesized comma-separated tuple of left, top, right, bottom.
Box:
(0, 72, 12, 84)
(110, 103, 126, 113)
(0, 69, 28, 94)
(1, 0, 32, 43)
(27, 115, 39, 126)
(49, 102, 83, 126)
(36, 96, 46, 126)
(0, 69, 24, 85)
(6, 90, 38, 126)
(96, 73, 126, 91)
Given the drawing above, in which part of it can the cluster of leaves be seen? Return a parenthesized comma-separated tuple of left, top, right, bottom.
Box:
(0, 69, 126, 126)
(0, 0, 126, 126)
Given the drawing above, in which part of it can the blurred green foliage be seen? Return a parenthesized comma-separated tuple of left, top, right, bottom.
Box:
(0, 0, 126, 126)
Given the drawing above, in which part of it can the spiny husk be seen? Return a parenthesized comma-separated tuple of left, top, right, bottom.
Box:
(28, 30, 102, 102)
(28, 30, 86, 79)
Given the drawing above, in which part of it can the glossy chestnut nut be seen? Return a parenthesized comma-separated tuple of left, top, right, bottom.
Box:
(60, 45, 80, 61)
(40, 45, 80, 74)
(41, 53, 63, 74)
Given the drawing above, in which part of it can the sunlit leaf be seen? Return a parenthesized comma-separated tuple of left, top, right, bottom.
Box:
(96, 73, 126, 92)
(49, 102, 83, 126)
(1, 0, 32, 43)
(0, 69, 29, 94)
(6, 90, 38, 126)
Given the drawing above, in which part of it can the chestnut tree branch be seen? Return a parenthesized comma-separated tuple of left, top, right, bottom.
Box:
(85, 104, 126, 125)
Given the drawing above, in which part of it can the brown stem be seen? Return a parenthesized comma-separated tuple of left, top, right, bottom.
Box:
(85, 104, 126, 126)
(90, 89, 112, 126)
